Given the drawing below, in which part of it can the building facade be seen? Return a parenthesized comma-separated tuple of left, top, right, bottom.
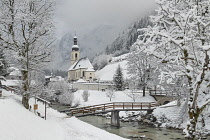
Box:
(68, 36, 96, 82)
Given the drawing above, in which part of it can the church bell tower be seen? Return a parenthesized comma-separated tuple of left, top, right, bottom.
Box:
(71, 35, 80, 65)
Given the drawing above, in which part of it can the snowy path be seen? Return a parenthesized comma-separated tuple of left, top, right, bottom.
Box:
(0, 90, 128, 140)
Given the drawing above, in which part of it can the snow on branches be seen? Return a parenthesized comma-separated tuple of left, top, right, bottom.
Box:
(0, 0, 55, 109)
(136, 0, 210, 139)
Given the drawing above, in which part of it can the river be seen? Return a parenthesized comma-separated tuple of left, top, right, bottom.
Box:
(79, 115, 185, 140)
(51, 103, 186, 140)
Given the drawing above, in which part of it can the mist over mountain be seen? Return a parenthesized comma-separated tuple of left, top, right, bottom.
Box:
(49, 15, 153, 71)
(50, 23, 121, 71)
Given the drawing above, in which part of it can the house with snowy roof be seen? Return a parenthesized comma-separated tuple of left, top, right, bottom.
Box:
(6, 67, 22, 80)
(68, 35, 95, 82)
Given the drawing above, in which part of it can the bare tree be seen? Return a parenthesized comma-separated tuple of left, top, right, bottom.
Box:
(0, 0, 55, 109)
(106, 87, 115, 101)
(127, 50, 158, 96)
(125, 81, 140, 102)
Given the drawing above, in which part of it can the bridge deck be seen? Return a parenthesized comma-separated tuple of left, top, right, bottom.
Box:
(64, 102, 158, 117)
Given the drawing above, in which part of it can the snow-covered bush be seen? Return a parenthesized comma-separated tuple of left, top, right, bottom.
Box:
(47, 81, 74, 105)
(82, 90, 90, 102)
(59, 92, 74, 106)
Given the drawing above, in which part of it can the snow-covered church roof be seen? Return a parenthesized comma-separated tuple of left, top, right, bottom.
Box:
(68, 57, 95, 71)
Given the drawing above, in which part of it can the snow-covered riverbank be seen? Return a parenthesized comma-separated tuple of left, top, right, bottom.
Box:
(0, 90, 128, 140)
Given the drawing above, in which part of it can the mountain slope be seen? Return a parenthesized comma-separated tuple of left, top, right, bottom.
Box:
(95, 53, 130, 81)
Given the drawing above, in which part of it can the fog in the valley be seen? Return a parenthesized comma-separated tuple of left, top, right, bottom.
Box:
(51, 0, 156, 70)
(55, 0, 156, 39)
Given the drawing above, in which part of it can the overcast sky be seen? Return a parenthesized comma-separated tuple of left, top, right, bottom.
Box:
(55, 0, 156, 39)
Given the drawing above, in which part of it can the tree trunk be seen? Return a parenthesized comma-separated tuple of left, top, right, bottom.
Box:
(21, 69, 29, 109)
(22, 94, 29, 109)
(186, 51, 210, 140)
(143, 86, 145, 97)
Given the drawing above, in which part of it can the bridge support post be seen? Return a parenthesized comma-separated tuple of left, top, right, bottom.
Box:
(111, 110, 120, 127)
(147, 110, 153, 114)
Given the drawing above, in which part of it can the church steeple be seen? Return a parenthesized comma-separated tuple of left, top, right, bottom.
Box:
(74, 35, 77, 45)
(72, 34, 79, 51)
(71, 34, 80, 65)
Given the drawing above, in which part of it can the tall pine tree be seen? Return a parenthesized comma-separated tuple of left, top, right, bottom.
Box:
(0, 48, 7, 89)
(113, 65, 124, 91)
(0, 48, 7, 77)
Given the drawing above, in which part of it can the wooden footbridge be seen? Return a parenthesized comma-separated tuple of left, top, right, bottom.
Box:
(69, 102, 158, 117)
(62, 102, 158, 127)
(61, 90, 180, 127)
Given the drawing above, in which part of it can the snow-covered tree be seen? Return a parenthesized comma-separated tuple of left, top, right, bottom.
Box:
(59, 92, 74, 106)
(82, 90, 90, 102)
(106, 86, 115, 101)
(0, 48, 7, 78)
(127, 50, 158, 96)
(92, 54, 111, 70)
(48, 81, 74, 105)
(125, 81, 140, 102)
(137, 0, 210, 139)
(113, 65, 124, 91)
(0, 48, 7, 87)
(0, 0, 55, 109)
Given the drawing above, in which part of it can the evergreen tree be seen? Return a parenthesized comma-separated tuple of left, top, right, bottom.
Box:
(113, 65, 124, 91)
(0, 48, 7, 77)
(0, 48, 7, 88)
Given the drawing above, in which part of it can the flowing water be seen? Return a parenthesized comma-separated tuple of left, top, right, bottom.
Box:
(51, 103, 201, 140)
(79, 115, 185, 140)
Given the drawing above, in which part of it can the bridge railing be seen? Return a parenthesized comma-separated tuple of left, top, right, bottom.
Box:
(149, 90, 179, 96)
(70, 102, 158, 116)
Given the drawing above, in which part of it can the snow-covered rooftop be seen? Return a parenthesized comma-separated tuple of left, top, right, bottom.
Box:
(45, 76, 52, 79)
(1, 80, 21, 86)
(86, 68, 95, 72)
(50, 76, 64, 82)
(76, 79, 87, 83)
(9, 70, 22, 76)
(68, 57, 94, 71)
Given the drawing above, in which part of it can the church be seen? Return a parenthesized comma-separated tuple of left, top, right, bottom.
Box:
(68, 35, 95, 82)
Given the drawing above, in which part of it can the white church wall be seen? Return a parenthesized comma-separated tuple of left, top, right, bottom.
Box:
(73, 82, 112, 91)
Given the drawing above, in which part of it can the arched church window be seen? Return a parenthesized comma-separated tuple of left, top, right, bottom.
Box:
(75, 53, 78, 59)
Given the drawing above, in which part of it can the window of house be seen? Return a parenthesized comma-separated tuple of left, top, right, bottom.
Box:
(83, 71, 85, 77)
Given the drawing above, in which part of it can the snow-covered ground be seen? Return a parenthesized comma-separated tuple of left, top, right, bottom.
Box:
(72, 90, 156, 117)
(73, 90, 156, 107)
(0, 90, 128, 140)
(95, 55, 129, 81)
(153, 100, 210, 133)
